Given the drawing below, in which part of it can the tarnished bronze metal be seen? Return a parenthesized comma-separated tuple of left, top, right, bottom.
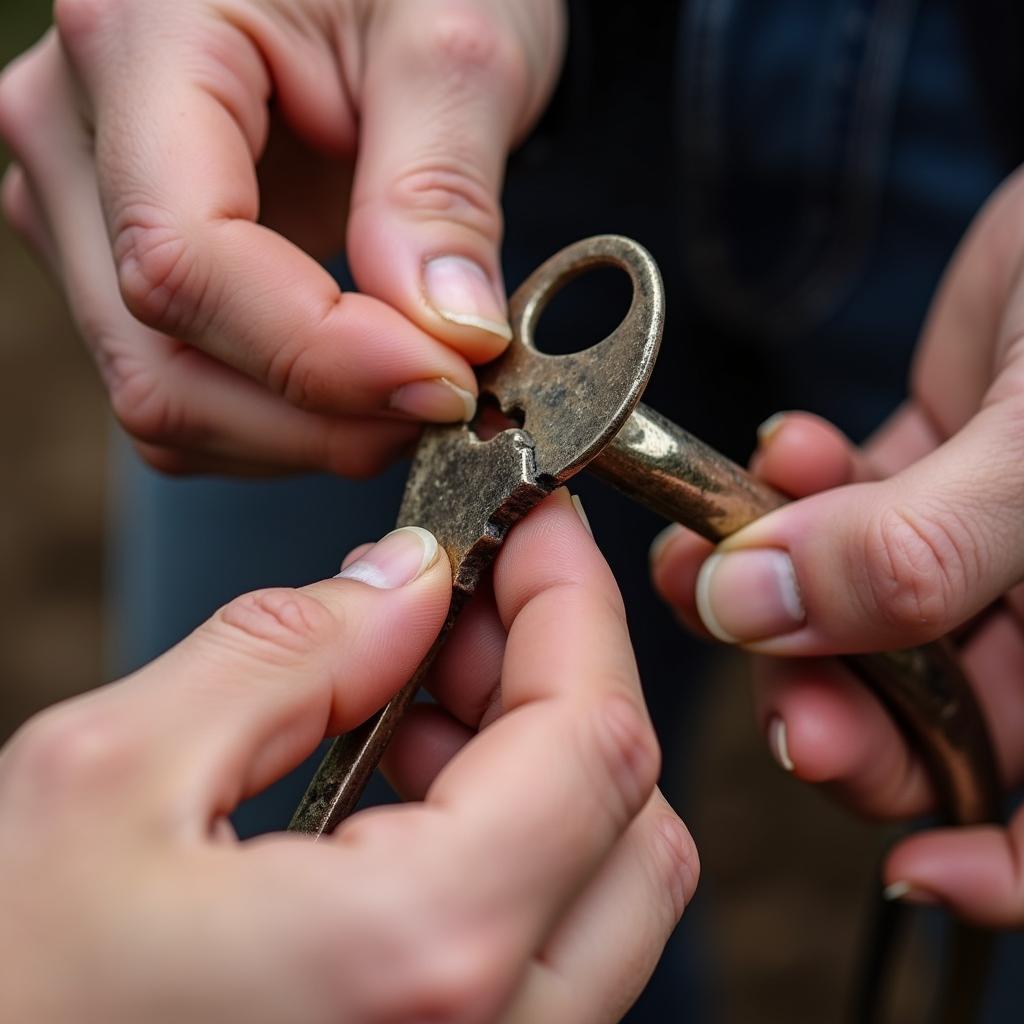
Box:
(289, 236, 664, 834)
(589, 407, 1000, 829)
(291, 234, 999, 839)
(289, 234, 998, 1022)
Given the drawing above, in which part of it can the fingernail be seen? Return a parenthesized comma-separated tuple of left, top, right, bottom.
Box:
(695, 549, 805, 643)
(649, 523, 683, 566)
(756, 412, 789, 446)
(883, 880, 940, 906)
(335, 527, 438, 588)
(767, 715, 794, 771)
(389, 377, 477, 423)
(424, 256, 512, 340)
(571, 493, 593, 536)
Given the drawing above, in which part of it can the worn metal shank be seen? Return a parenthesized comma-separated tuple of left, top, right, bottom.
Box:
(592, 402, 1001, 827)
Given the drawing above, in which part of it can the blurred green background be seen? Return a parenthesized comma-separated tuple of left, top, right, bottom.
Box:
(1, 0, 107, 741)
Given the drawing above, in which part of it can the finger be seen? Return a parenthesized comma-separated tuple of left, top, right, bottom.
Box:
(381, 703, 474, 801)
(862, 403, 945, 477)
(58, 7, 479, 421)
(420, 492, 660, 944)
(424, 582, 507, 728)
(751, 404, 945, 487)
(504, 794, 697, 1024)
(751, 657, 933, 819)
(752, 606, 1024, 821)
(8, 38, 419, 475)
(650, 411, 874, 638)
(691, 406, 1024, 654)
(689, 190, 1024, 654)
(883, 806, 1024, 927)
(130, 440, 284, 477)
(649, 524, 715, 639)
(749, 410, 877, 494)
(348, 1, 565, 362)
(19, 528, 453, 829)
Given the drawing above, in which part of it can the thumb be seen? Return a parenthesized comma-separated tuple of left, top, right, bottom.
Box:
(347, 1, 564, 367)
(692, 402, 1024, 654)
(883, 812, 1024, 928)
(122, 527, 451, 821)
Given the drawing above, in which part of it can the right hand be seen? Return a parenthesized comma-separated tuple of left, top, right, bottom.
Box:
(0, 0, 565, 476)
(0, 491, 696, 1022)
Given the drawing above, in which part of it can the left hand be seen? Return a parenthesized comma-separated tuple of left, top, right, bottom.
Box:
(649, 167, 1024, 927)
(0, 0, 565, 476)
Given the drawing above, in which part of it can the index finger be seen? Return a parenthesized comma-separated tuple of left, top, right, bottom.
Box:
(425, 491, 661, 944)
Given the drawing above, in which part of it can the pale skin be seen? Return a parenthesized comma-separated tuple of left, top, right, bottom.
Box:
(0, 492, 697, 1023)
(652, 167, 1024, 927)
(0, 4, 697, 1017)
(3, 0, 1022, 947)
(0, 0, 566, 474)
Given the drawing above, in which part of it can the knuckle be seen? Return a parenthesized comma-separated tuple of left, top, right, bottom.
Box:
(388, 162, 503, 244)
(649, 813, 700, 922)
(107, 359, 182, 446)
(862, 504, 981, 634)
(112, 214, 205, 333)
(54, 0, 117, 56)
(389, 933, 510, 1024)
(265, 338, 323, 410)
(585, 694, 661, 827)
(0, 50, 48, 156)
(10, 703, 131, 797)
(213, 588, 337, 663)
(416, 5, 528, 94)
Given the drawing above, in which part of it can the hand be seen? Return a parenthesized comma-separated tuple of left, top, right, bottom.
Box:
(0, 491, 695, 1022)
(0, 0, 565, 476)
(650, 168, 1024, 927)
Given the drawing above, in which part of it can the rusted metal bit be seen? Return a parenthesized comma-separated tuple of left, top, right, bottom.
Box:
(589, 404, 1000, 828)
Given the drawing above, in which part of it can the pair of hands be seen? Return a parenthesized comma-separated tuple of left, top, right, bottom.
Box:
(0, 5, 690, 1020)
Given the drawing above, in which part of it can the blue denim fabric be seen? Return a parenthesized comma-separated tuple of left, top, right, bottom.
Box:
(107, 0, 1015, 1018)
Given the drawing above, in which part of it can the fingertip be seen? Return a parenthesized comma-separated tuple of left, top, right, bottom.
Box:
(421, 254, 512, 362)
(753, 658, 932, 817)
(389, 376, 478, 424)
(649, 526, 713, 623)
(334, 526, 442, 590)
(382, 703, 473, 801)
(347, 209, 511, 364)
(884, 826, 1021, 926)
(753, 411, 863, 496)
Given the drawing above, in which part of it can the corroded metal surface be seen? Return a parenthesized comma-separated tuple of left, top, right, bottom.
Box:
(593, 404, 789, 538)
(291, 235, 1000, 855)
(591, 405, 1000, 829)
(289, 235, 664, 835)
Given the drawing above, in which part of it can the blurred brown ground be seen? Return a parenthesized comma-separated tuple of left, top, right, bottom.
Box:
(1, 1, 107, 742)
(0, 4, 933, 1021)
